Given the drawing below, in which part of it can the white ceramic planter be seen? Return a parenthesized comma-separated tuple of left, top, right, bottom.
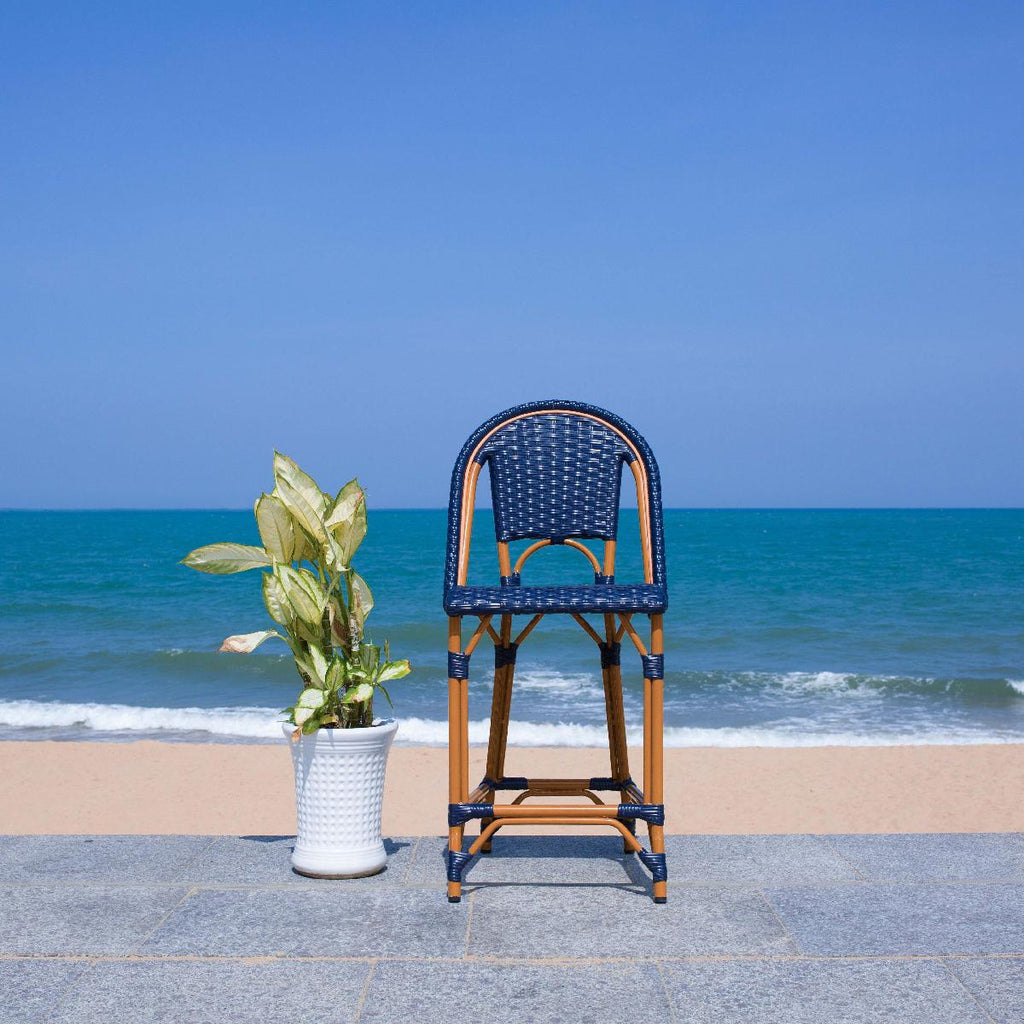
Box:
(284, 718, 398, 878)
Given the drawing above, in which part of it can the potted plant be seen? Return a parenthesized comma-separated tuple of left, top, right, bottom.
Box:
(182, 453, 410, 878)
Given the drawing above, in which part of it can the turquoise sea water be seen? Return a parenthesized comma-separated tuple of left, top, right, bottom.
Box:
(0, 509, 1021, 746)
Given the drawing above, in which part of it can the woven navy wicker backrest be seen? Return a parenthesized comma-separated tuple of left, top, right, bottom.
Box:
(444, 400, 667, 597)
(479, 413, 631, 543)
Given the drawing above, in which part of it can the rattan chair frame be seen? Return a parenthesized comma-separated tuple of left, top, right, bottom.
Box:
(443, 400, 668, 903)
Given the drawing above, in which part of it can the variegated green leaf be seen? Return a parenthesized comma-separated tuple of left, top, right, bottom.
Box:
(293, 706, 316, 726)
(325, 479, 363, 530)
(308, 645, 328, 683)
(329, 485, 367, 564)
(348, 572, 374, 630)
(378, 659, 411, 682)
(275, 565, 327, 629)
(273, 453, 328, 542)
(262, 572, 290, 625)
(342, 681, 374, 704)
(298, 687, 326, 709)
(273, 452, 328, 514)
(254, 493, 295, 563)
(326, 656, 346, 689)
(182, 543, 272, 574)
(323, 530, 350, 574)
(218, 630, 282, 654)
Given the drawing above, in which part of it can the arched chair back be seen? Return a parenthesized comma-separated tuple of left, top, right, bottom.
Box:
(443, 400, 667, 613)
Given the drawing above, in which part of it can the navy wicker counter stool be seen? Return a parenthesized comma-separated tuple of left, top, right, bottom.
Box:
(443, 400, 669, 903)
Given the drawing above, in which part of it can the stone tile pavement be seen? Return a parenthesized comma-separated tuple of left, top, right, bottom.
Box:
(2, 833, 1024, 1021)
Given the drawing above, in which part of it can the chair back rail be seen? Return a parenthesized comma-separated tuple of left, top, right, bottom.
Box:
(444, 400, 666, 599)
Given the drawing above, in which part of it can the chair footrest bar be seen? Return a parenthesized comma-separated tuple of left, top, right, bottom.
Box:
(448, 803, 496, 827)
(638, 850, 668, 882)
(616, 803, 665, 826)
(446, 849, 473, 883)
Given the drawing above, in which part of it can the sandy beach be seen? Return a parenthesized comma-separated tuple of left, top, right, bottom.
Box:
(2, 740, 1022, 835)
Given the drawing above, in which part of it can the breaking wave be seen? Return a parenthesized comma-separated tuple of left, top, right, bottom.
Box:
(1, 700, 1020, 748)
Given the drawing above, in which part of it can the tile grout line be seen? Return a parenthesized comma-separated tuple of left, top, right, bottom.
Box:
(463, 889, 477, 959)
(173, 835, 221, 885)
(654, 959, 680, 1024)
(819, 836, 872, 882)
(351, 959, 379, 1023)
(37, 957, 98, 1019)
(939, 957, 999, 1024)
(130, 885, 198, 954)
(5, 951, 1024, 965)
(756, 887, 801, 954)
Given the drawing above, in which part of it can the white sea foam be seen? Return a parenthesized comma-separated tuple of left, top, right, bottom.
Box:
(389, 716, 1021, 748)
(770, 671, 888, 698)
(1009, 680, 1024, 697)
(0, 700, 286, 739)
(1, 700, 1021, 748)
(509, 670, 603, 696)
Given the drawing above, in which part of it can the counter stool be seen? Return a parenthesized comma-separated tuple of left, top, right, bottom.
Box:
(442, 400, 669, 903)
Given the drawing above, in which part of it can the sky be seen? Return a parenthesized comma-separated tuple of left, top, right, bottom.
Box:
(1, 2, 1021, 509)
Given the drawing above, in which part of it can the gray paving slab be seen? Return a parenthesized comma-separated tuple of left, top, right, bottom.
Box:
(468, 884, 796, 957)
(48, 959, 370, 1024)
(0, 886, 188, 955)
(948, 957, 1024, 1024)
(0, 960, 91, 1024)
(405, 835, 649, 886)
(666, 835, 860, 884)
(359, 960, 671, 1023)
(661, 958, 991, 1023)
(182, 835, 416, 886)
(766, 883, 1024, 955)
(829, 833, 1024, 882)
(140, 886, 468, 957)
(0, 835, 213, 884)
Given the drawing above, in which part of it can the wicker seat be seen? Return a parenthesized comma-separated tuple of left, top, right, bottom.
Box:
(442, 399, 669, 903)
(443, 583, 668, 615)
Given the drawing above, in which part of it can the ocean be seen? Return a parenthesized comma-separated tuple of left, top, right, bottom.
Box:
(0, 509, 1021, 747)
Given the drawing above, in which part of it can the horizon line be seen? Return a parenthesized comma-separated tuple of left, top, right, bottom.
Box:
(2, 506, 1022, 513)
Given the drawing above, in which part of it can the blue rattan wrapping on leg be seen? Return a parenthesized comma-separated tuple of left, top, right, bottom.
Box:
(494, 642, 518, 668)
(617, 803, 665, 826)
(500, 572, 521, 587)
(588, 776, 635, 791)
(599, 641, 621, 668)
(446, 849, 473, 883)
(448, 803, 496, 827)
(641, 653, 664, 679)
(480, 776, 529, 791)
(448, 651, 471, 679)
(638, 850, 668, 883)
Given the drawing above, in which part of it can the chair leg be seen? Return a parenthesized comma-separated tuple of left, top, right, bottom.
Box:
(648, 614, 667, 903)
(482, 645, 515, 853)
(602, 663, 633, 851)
(447, 617, 468, 902)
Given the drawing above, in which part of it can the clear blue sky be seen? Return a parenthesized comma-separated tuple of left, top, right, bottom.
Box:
(2, 2, 1021, 508)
